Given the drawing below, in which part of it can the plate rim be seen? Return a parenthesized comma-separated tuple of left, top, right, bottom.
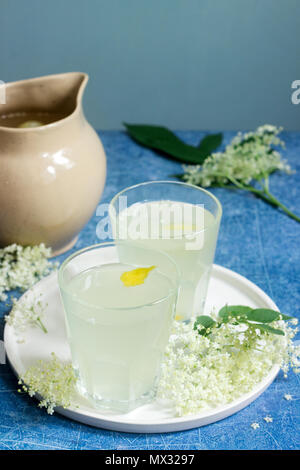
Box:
(4, 263, 280, 433)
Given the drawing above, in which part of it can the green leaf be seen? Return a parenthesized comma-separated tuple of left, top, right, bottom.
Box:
(194, 315, 216, 336)
(279, 313, 294, 320)
(124, 123, 222, 165)
(246, 308, 279, 323)
(250, 323, 285, 336)
(198, 133, 223, 154)
(195, 304, 292, 339)
(218, 305, 252, 322)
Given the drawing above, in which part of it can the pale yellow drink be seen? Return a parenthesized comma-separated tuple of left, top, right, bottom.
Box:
(111, 201, 219, 320)
(59, 244, 178, 412)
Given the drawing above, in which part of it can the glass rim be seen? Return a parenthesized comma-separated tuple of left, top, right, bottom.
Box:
(109, 180, 222, 232)
(58, 241, 180, 311)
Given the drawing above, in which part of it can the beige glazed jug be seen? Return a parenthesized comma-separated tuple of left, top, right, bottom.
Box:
(0, 72, 106, 255)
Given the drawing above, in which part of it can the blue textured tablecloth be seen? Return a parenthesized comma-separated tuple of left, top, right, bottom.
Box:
(0, 130, 299, 450)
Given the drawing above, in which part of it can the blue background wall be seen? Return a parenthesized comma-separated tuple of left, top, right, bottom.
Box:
(1, 0, 300, 130)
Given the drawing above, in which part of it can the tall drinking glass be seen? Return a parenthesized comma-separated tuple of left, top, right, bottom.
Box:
(109, 181, 222, 321)
(58, 242, 179, 412)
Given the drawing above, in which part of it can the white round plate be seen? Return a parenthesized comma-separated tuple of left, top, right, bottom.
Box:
(4, 251, 280, 433)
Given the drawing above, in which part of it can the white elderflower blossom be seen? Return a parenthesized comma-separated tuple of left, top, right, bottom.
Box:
(5, 294, 47, 341)
(183, 125, 289, 188)
(19, 353, 77, 415)
(251, 422, 260, 430)
(0, 243, 57, 301)
(158, 315, 299, 417)
(181, 125, 300, 223)
(263, 416, 273, 423)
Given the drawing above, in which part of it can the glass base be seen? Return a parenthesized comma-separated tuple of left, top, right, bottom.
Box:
(76, 379, 157, 413)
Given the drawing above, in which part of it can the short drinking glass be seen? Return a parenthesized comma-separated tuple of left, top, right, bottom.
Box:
(109, 181, 222, 321)
(58, 241, 179, 412)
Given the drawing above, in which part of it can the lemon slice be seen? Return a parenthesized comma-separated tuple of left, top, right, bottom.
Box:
(18, 120, 43, 128)
(120, 266, 156, 287)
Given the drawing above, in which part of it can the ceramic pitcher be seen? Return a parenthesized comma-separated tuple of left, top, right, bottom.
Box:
(0, 72, 106, 255)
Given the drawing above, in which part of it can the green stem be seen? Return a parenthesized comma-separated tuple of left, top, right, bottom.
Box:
(263, 187, 300, 223)
(36, 317, 48, 334)
(264, 174, 270, 192)
(226, 176, 300, 223)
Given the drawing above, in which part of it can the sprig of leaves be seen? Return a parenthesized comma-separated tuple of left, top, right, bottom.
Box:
(181, 125, 300, 223)
(160, 307, 299, 416)
(124, 123, 222, 165)
(194, 305, 293, 337)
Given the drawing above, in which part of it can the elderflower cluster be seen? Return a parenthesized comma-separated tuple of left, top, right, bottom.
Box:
(5, 295, 47, 341)
(183, 125, 291, 187)
(0, 243, 57, 301)
(19, 353, 77, 415)
(157, 316, 299, 417)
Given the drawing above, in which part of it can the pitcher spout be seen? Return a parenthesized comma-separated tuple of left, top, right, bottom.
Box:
(0, 72, 88, 131)
(51, 71, 88, 116)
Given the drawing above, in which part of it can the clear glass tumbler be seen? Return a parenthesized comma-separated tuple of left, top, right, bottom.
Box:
(58, 241, 179, 412)
(109, 181, 222, 321)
